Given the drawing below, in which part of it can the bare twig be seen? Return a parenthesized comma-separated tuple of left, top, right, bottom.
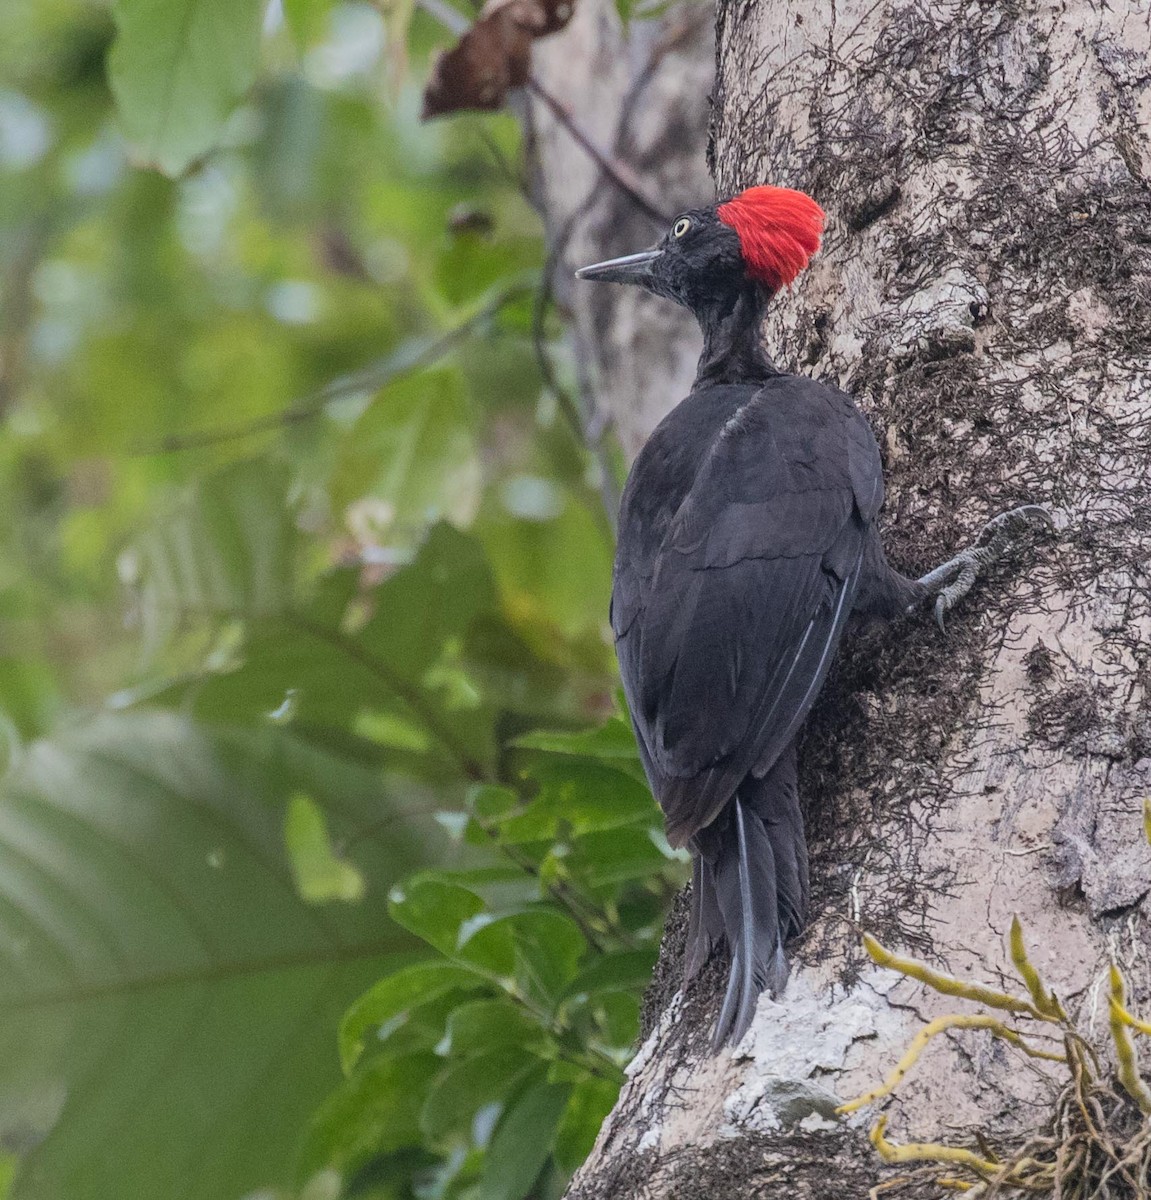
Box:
(532, 216, 621, 530)
(139, 280, 532, 454)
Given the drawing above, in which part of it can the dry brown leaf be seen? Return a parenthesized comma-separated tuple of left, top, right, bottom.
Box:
(422, 0, 576, 119)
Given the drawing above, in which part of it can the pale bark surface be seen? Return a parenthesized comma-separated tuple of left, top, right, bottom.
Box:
(559, 0, 1151, 1196)
(528, 0, 714, 462)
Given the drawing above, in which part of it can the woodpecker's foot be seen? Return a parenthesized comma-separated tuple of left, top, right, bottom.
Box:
(915, 505, 1053, 630)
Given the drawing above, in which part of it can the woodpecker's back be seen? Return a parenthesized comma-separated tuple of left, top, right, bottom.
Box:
(612, 367, 885, 1047)
(578, 186, 870, 1048)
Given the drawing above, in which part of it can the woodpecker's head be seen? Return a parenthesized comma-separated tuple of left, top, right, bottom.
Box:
(576, 186, 824, 314)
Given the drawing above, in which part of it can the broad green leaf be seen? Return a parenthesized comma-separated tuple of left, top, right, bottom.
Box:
(480, 488, 613, 646)
(356, 523, 498, 685)
(464, 785, 520, 844)
(388, 876, 485, 959)
(0, 659, 58, 743)
(339, 962, 487, 1073)
(285, 792, 366, 904)
(496, 761, 658, 844)
(562, 827, 667, 888)
(593, 990, 641, 1048)
(0, 712, 419, 1200)
(457, 909, 585, 1006)
(282, 0, 338, 46)
(439, 998, 550, 1058)
(137, 459, 297, 653)
(510, 717, 640, 762)
(509, 910, 586, 1007)
(150, 521, 505, 777)
(419, 1048, 536, 1141)
(562, 950, 658, 1001)
(334, 368, 481, 534)
(476, 1081, 570, 1200)
(108, 0, 265, 175)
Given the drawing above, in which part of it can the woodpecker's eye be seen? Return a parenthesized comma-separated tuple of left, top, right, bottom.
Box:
(672, 217, 692, 238)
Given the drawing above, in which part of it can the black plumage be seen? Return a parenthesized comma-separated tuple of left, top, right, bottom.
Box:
(579, 188, 1048, 1049)
(577, 190, 933, 1049)
(613, 359, 917, 1048)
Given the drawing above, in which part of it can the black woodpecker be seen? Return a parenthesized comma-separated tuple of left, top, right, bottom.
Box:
(576, 186, 1048, 1051)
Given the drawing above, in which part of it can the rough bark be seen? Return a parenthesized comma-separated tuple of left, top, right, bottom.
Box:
(559, 0, 1151, 1196)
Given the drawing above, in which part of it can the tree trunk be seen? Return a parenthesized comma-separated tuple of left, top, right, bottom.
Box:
(563, 1, 1151, 1196)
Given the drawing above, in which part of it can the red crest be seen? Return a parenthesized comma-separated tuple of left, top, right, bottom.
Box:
(716, 186, 824, 291)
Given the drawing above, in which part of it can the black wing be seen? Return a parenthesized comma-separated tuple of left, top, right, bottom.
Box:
(613, 375, 883, 847)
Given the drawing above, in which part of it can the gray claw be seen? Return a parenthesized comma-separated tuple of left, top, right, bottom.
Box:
(917, 503, 1052, 630)
(934, 595, 947, 632)
(975, 504, 1054, 546)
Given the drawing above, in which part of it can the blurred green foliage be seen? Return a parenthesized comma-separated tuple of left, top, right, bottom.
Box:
(0, 1, 682, 1198)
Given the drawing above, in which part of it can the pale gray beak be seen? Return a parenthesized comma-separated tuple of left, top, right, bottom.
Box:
(575, 248, 662, 284)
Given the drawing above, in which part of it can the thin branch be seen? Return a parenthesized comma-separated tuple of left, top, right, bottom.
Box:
(138, 280, 532, 455)
(524, 75, 671, 226)
(532, 218, 621, 531)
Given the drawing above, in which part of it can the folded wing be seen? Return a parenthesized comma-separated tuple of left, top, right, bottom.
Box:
(613, 377, 882, 847)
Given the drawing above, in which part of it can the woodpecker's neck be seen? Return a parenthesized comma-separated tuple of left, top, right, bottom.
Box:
(692, 281, 779, 386)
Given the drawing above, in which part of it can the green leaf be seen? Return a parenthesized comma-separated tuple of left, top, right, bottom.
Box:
(476, 1081, 571, 1200)
(496, 761, 658, 844)
(562, 827, 667, 888)
(419, 1048, 536, 1141)
(563, 950, 658, 1001)
(357, 523, 498, 687)
(464, 785, 520, 844)
(440, 998, 550, 1058)
(508, 910, 586, 1007)
(302, 1051, 437, 1180)
(107, 0, 265, 175)
(553, 1076, 619, 1174)
(480, 487, 613, 644)
(594, 990, 641, 1048)
(510, 717, 640, 762)
(0, 712, 418, 1200)
(151, 521, 506, 778)
(137, 459, 297, 652)
(467, 786, 519, 822)
(450, 908, 583, 1006)
(388, 876, 485, 959)
(285, 792, 366, 904)
(334, 368, 481, 535)
(0, 1153, 15, 1200)
(339, 962, 487, 1073)
(282, 0, 338, 46)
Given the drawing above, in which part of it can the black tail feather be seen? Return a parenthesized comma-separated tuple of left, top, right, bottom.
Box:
(685, 854, 723, 980)
(711, 799, 781, 1049)
(685, 741, 808, 1051)
(749, 746, 808, 940)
